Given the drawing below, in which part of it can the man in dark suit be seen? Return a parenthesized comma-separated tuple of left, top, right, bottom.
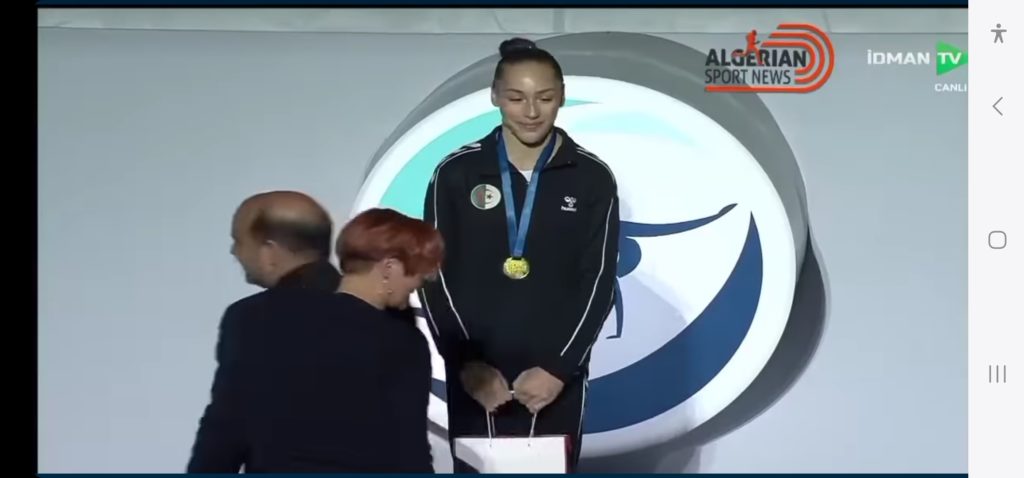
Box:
(187, 191, 346, 472)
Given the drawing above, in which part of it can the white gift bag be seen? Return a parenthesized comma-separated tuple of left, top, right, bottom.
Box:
(453, 413, 570, 473)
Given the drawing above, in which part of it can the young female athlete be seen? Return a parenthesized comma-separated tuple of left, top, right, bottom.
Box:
(419, 37, 620, 472)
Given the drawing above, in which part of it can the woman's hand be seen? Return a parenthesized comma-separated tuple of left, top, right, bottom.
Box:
(460, 361, 513, 412)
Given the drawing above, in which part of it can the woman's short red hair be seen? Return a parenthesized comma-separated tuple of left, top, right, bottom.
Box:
(337, 208, 445, 276)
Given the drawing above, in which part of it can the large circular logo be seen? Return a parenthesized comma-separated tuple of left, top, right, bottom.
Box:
(351, 74, 800, 457)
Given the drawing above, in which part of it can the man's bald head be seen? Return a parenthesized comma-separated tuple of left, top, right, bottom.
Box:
(230, 191, 333, 288)
(235, 191, 333, 258)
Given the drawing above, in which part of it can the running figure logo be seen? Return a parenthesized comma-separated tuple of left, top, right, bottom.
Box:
(731, 30, 764, 65)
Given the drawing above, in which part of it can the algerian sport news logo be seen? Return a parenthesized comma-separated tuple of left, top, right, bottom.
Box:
(704, 23, 835, 93)
(351, 76, 798, 457)
(866, 41, 968, 93)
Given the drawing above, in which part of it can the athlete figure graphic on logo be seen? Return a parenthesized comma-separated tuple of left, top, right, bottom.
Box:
(419, 37, 619, 472)
(732, 29, 764, 65)
(608, 203, 736, 339)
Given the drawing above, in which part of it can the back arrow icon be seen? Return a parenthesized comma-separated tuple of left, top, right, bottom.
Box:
(993, 97, 1003, 116)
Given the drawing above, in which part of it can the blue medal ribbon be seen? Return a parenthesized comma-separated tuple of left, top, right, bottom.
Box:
(497, 130, 558, 260)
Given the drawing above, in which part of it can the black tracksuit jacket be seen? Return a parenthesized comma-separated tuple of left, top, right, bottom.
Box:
(419, 126, 620, 385)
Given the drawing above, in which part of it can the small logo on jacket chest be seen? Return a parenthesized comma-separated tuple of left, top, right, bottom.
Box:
(470, 184, 501, 210)
(561, 196, 578, 212)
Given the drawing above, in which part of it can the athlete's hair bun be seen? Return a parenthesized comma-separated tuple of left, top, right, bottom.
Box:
(499, 37, 537, 58)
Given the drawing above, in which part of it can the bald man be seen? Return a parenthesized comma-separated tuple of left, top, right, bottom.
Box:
(228, 191, 340, 291)
(188, 191, 345, 472)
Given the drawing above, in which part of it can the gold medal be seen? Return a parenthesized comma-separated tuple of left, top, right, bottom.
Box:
(502, 257, 530, 280)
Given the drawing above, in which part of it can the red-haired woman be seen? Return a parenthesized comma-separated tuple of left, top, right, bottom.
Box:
(336, 207, 445, 311)
(187, 207, 442, 473)
(327, 207, 444, 472)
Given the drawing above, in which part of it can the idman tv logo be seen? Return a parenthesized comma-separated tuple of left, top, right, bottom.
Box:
(865, 40, 968, 93)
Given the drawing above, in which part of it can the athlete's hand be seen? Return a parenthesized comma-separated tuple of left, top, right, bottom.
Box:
(460, 361, 513, 412)
(512, 367, 564, 414)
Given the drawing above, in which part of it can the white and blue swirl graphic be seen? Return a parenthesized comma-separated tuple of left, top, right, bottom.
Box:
(352, 76, 798, 457)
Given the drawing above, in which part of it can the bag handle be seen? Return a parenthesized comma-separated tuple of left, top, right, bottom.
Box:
(485, 408, 539, 447)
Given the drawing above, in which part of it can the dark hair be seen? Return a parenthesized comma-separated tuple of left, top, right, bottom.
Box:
(337, 208, 445, 277)
(492, 37, 564, 87)
(250, 209, 333, 259)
